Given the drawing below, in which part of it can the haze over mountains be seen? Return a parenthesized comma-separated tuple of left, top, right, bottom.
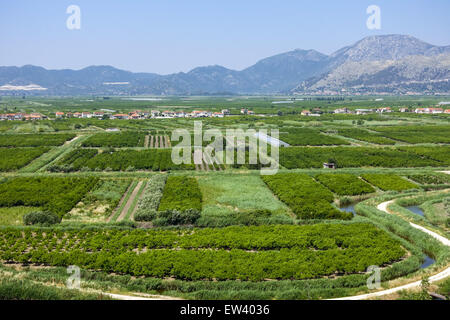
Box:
(1, 34, 449, 96)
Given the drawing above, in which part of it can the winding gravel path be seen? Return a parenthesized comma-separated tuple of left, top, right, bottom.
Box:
(332, 199, 450, 300)
(104, 292, 182, 300)
(377, 200, 450, 246)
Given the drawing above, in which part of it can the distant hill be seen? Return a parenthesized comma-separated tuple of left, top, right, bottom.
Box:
(1, 34, 449, 95)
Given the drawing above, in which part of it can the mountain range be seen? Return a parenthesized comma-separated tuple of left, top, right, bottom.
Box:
(1, 34, 449, 95)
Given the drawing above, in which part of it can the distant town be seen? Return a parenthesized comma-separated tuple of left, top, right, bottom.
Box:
(0, 106, 449, 121)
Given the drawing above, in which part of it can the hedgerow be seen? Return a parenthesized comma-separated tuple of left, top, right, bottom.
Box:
(262, 173, 352, 220)
(361, 174, 419, 191)
(23, 211, 60, 226)
(315, 173, 375, 196)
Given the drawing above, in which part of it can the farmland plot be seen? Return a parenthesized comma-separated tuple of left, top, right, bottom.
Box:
(280, 146, 443, 169)
(280, 128, 349, 146)
(197, 175, 291, 226)
(262, 173, 352, 220)
(82, 132, 146, 147)
(0, 177, 98, 218)
(0, 147, 51, 171)
(335, 129, 396, 145)
(371, 126, 450, 144)
(315, 173, 375, 196)
(50, 148, 194, 171)
(361, 174, 419, 191)
(0, 224, 405, 281)
(0, 133, 76, 147)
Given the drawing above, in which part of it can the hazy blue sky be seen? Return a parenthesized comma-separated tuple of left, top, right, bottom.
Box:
(1, 0, 449, 74)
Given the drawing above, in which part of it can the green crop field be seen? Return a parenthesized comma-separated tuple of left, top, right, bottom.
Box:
(0, 95, 449, 301)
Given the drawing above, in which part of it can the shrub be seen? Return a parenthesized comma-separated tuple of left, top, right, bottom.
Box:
(153, 209, 201, 226)
(134, 209, 157, 222)
(23, 211, 60, 226)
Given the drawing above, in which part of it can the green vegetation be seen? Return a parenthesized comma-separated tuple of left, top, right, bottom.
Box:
(262, 173, 352, 220)
(280, 128, 349, 146)
(398, 146, 450, 166)
(280, 146, 443, 169)
(134, 175, 167, 221)
(82, 131, 146, 147)
(0, 207, 38, 226)
(158, 176, 202, 212)
(0, 133, 75, 147)
(0, 177, 98, 218)
(108, 180, 138, 223)
(372, 125, 450, 144)
(0, 224, 404, 281)
(315, 173, 375, 196)
(197, 175, 291, 227)
(23, 211, 60, 225)
(0, 277, 110, 300)
(0, 96, 449, 300)
(335, 128, 396, 145)
(50, 148, 194, 171)
(406, 173, 450, 185)
(0, 147, 50, 171)
(64, 178, 132, 223)
(361, 174, 419, 191)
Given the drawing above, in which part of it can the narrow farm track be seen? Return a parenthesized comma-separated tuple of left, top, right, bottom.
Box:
(106, 182, 134, 223)
(129, 181, 148, 221)
(116, 181, 144, 222)
(160, 135, 165, 148)
(332, 199, 450, 300)
(144, 135, 149, 148)
(104, 292, 182, 300)
(150, 135, 154, 148)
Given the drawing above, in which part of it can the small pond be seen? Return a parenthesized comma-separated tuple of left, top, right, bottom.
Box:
(405, 206, 425, 217)
(339, 204, 356, 216)
(421, 255, 435, 269)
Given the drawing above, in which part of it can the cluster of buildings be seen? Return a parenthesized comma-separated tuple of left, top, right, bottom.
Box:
(333, 107, 450, 115)
(0, 112, 46, 121)
(300, 110, 321, 117)
(53, 109, 236, 120)
(414, 107, 449, 114)
(333, 107, 394, 115)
